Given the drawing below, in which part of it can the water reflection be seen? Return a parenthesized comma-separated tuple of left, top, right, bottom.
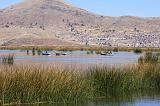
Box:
(89, 91, 160, 106)
(7, 91, 160, 106)
(13, 96, 160, 106)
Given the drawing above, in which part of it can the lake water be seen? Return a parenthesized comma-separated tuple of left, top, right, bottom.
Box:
(0, 50, 143, 66)
(20, 96, 160, 106)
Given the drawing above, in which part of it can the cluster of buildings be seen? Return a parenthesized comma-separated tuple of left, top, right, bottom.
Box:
(75, 31, 160, 48)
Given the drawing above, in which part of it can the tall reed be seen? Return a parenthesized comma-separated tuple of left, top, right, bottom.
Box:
(138, 52, 160, 64)
(0, 64, 160, 105)
(0, 65, 90, 105)
(0, 54, 15, 65)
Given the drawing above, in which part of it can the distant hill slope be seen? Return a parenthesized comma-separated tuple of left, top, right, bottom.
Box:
(0, 0, 160, 47)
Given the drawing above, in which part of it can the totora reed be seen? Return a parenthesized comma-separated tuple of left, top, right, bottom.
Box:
(0, 63, 160, 105)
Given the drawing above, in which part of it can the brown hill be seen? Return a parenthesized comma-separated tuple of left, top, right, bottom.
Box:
(0, 0, 160, 47)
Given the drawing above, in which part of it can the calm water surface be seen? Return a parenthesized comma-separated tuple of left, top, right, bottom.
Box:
(0, 50, 143, 65)
(19, 97, 160, 106)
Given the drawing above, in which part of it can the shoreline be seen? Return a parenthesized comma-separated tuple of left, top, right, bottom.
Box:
(0, 46, 160, 52)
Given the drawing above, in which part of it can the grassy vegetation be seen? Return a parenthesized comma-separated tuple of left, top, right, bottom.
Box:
(0, 65, 91, 105)
(138, 52, 160, 64)
(0, 54, 14, 65)
(133, 48, 142, 54)
(1, 46, 160, 52)
(0, 63, 160, 105)
(89, 64, 160, 98)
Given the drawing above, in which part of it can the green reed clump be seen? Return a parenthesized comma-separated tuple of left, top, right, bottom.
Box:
(32, 48, 36, 56)
(87, 51, 90, 54)
(86, 51, 94, 54)
(113, 47, 119, 52)
(87, 66, 141, 97)
(0, 54, 14, 65)
(37, 50, 42, 55)
(87, 64, 160, 98)
(95, 51, 101, 54)
(138, 52, 160, 64)
(134, 48, 142, 54)
(90, 50, 94, 54)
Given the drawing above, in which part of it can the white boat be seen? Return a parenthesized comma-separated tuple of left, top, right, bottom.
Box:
(42, 52, 51, 55)
(61, 53, 67, 55)
(100, 51, 113, 56)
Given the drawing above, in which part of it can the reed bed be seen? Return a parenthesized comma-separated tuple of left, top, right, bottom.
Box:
(0, 64, 160, 105)
(138, 52, 160, 64)
(1, 46, 160, 52)
(0, 65, 91, 105)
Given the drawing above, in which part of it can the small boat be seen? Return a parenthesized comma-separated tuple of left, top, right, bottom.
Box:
(42, 51, 51, 55)
(100, 52, 107, 55)
(100, 51, 113, 56)
(55, 53, 61, 56)
(55, 52, 67, 56)
(61, 53, 67, 55)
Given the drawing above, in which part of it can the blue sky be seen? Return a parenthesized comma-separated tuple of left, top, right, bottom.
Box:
(0, 0, 22, 8)
(0, 0, 160, 17)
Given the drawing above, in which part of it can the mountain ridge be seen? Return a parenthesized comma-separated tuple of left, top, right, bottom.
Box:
(0, 0, 160, 47)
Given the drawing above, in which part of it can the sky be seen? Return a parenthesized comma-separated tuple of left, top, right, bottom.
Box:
(0, 0, 22, 8)
(0, 0, 160, 17)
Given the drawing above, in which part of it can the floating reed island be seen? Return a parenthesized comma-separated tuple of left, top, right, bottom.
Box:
(0, 62, 160, 105)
